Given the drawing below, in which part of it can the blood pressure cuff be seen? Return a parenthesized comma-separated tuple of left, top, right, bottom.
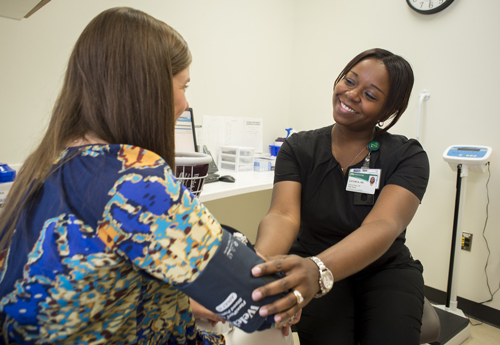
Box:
(177, 229, 280, 333)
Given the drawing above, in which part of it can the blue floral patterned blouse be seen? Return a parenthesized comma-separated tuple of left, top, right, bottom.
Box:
(0, 145, 225, 345)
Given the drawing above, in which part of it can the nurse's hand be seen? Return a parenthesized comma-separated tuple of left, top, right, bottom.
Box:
(251, 255, 319, 324)
(277, 308, 302, 336)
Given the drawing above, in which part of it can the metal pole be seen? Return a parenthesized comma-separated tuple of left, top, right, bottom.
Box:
(446, 164, 461, 309)
(446, 164, 468, 312)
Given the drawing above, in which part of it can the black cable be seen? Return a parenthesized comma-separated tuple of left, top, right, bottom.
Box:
(466, 162, 492, 327)
(478, 162, 498, 305)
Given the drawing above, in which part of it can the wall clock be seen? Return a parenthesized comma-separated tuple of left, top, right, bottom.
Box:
(406, 0, 455, 15)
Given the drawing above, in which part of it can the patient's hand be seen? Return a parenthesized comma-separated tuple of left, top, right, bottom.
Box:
(190, 298, 226, 327)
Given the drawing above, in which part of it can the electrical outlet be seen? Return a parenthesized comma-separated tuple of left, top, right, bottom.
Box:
(461, 232, 473, 251)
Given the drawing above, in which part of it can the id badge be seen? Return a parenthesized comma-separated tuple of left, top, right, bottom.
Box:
(346, 169, 381, 195)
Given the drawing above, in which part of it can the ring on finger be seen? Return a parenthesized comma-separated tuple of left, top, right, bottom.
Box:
(293, 290, 304, 305)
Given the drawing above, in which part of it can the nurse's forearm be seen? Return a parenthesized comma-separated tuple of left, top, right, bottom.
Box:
(318, 219, 402, 282)
(319, 184, 421, 282)
(255, 213, 298, 256)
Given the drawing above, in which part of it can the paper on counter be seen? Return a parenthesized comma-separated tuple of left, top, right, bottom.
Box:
(202, 115, 263, 162)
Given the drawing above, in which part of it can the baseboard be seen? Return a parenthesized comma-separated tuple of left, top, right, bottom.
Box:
(425, 285, 500, 328)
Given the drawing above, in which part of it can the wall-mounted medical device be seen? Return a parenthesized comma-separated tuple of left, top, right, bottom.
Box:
(437, 144, 492, 344)
(443, 145, 492, 173)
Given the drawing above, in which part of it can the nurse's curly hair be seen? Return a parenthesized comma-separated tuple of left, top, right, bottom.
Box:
(334, 48, 414, 136)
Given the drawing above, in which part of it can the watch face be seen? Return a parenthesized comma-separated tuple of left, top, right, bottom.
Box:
(322, 270, 334, 290)
(406, 0, 454, 15)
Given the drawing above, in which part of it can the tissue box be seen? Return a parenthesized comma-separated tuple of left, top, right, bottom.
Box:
(254, 158, 272, 172)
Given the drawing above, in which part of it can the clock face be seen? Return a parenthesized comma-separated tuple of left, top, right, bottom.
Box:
(406, 0, 455, 14)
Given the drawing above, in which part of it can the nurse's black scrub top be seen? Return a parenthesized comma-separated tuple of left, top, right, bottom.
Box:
(274, 125, 430, 272)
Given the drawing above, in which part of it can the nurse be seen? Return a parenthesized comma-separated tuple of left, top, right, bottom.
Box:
(252, 48, 430, 344)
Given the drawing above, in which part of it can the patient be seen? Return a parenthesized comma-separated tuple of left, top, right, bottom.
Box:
(0, 7, 301, 344)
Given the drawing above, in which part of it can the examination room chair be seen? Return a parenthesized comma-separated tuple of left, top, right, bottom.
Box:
(420, 297, 441, 344)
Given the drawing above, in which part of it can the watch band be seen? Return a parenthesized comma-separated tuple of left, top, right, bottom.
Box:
(308, 256, 334, 298)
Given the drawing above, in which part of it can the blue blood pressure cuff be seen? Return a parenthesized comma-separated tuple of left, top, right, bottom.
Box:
(178, 229, 280, 333)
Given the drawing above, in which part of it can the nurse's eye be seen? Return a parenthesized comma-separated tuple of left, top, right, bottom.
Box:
(365, 92, 376, 101)
(344, 78, 355, 86)
(183, 84, 189, 90)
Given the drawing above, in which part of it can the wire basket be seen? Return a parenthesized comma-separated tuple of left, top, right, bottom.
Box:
(175, 151, 212, 197)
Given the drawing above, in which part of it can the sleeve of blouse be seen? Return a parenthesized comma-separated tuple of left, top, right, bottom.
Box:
(98, 165, 280, 332)
(385, 139, 430, 201)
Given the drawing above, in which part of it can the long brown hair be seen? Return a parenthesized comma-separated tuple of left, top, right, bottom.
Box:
(334, 48, 414, 136)
(0, 7, 191, 250)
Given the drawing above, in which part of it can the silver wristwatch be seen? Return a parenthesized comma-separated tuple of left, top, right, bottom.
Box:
(309, 256, 334, 298)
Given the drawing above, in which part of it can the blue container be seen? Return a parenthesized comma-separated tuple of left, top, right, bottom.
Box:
(0, 164, 16, 183)
(0, 164, 16, 208)
(269, 145, 281, 157)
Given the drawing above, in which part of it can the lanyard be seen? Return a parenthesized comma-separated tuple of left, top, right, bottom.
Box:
(361, 141, 380, 168)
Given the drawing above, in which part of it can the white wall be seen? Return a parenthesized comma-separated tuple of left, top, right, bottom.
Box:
(1, 0, 499, 313)
(0, 0, 295, 163)
(289, 0, 500, 312)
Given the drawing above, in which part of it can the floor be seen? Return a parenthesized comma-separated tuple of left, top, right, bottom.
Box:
(462, 318, 500, 345)
(291, 319, 500, 344)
